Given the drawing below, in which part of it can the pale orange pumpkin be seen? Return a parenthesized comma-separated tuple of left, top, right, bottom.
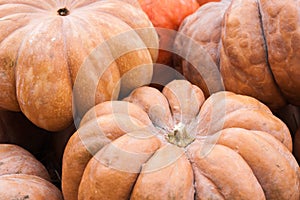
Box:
(62, 79, 298, 200)
(0, 0, 158, 131)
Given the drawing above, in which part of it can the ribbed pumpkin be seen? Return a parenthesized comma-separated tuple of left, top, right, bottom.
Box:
(174, 0, 300, 110)
(62, 79, 299, 200)
(0, 144, 63, 199)
(0, 0, 158, 131)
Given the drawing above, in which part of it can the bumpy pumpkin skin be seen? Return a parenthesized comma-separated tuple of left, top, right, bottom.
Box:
(0, 144, 63, 199)
(174, 0, 300, 110)
(62, 79, 298, 200)
(0, 0, 158, 131)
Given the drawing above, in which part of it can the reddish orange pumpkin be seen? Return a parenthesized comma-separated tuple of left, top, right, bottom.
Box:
(138, 0, 200, 65)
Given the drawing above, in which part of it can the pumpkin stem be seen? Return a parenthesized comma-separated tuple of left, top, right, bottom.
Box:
(57, 7, 69, 16)
(166, 123, 195, 148)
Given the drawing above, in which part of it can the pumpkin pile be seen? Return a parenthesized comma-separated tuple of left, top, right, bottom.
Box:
(62, 80, 299, 200)
(174, 0, 300, 110)
(0, 0, 300, 199)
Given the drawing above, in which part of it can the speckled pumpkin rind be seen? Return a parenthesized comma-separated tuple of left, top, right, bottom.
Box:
(0, 0, 158, 131)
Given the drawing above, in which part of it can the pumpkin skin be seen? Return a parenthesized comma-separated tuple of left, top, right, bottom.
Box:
(62, 79, 298, 200)
(0, 144, 63, 199)
(138, 0, 200, 65)
(0, 0, 158, 131)
(174, 0, 300, 110)
(197, 0, 221, 6)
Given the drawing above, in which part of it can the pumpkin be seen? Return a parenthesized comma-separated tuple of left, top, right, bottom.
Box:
(0, 144, 63, 199)
(62, 79, 298, 200)
(0, 0, 158, 131)
(174, 0, 300, 110)
(137, 0, 200, 66)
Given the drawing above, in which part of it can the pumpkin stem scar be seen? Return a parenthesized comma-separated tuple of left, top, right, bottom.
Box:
(166, 122, 195, 148)
(57, 7, 70, 16)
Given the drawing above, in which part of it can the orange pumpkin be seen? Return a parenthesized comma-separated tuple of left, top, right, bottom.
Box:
(138, 0, 200, 66)
(0, 0, 158, 131)
(0, 144, 63, 199)
(62, 79, 298, 200)
(174, 0, 300, 110)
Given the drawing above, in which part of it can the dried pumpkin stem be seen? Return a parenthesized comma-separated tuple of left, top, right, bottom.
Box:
(57, 7, 69, 16)
(166, 123, 195, 148)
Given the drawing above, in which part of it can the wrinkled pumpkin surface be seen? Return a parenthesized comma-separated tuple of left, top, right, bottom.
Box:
(174, 0, 300, 109)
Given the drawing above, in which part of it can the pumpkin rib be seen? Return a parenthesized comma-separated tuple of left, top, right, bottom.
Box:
(62, 113, 152, 200)
(258, 0, 300, 105)
(0, 19, 38, 111)
(162, 80, 204, 124)
(68, 0, 98, 10)
(125, 86, 174, 131)
(220, 0, 286, 109)
(0, 0, 55, 10)
(60, 17, 74, 95)
(78, 131, 161, 200)
(131, 150, 195, 200)
(0, 13, 46, 44)
(72, 9, 153, 97)
(221, 109, 292, 150)
(191, 164, 226, 199)
(188, 141, 265, 199)
(84, 1, 158, 62)
(216, 128, 299, 200)
(59, 14, 104, 84)
(12, 17, 51, 85)
(79, 101, 153, 128)
(252, 130, 299, 173)
(0, 4, 47, 16)
(15, 17, 73, 131)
